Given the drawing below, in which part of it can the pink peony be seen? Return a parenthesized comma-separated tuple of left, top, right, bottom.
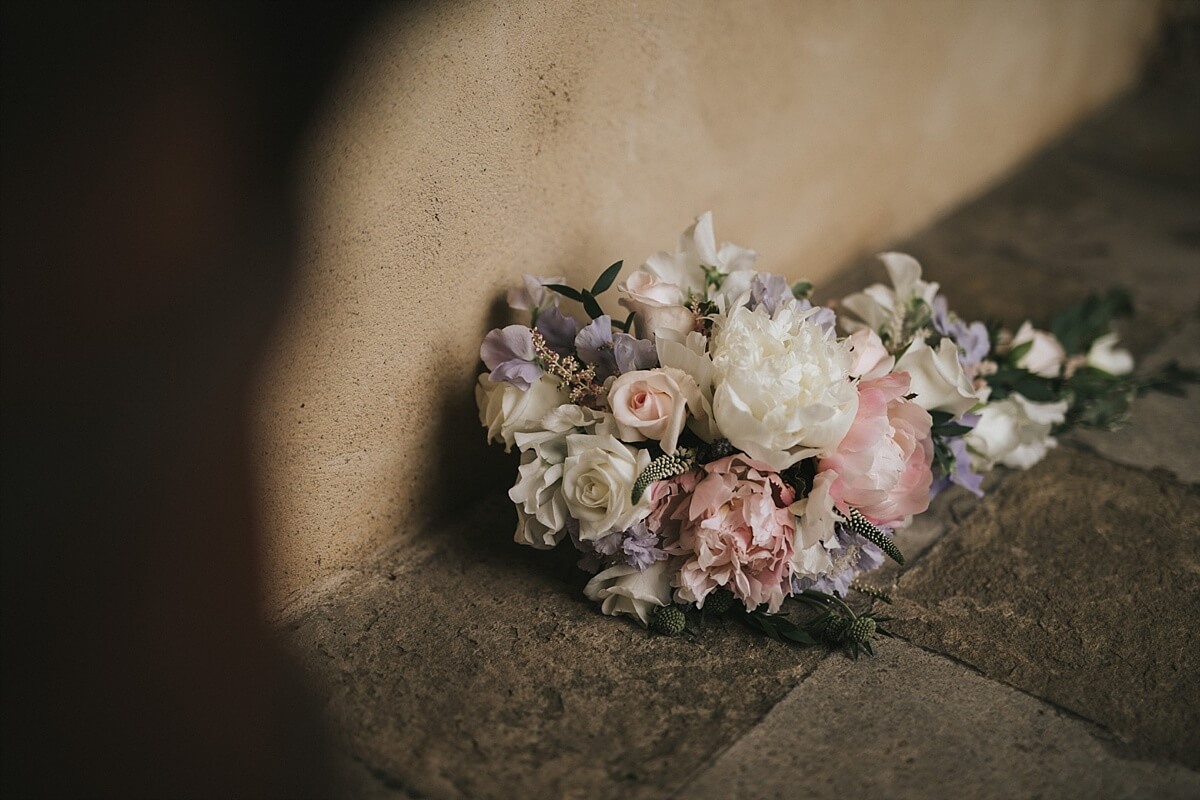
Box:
(662, 454, 795, 613)
(818, 372, 934, 527)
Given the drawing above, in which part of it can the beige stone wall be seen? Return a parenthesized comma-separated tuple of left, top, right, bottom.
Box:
(254, 0, 1160, 612)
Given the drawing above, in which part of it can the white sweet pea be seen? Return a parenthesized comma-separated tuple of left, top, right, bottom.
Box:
(1011, 321, 1066, 378)
(562, 434, 652, 540)
(507, 274, 565, 314)
(656, 331, 719, 442)
(894, 337, 988, 418)
(840, 253, 940, 342)
(608, 368, 703, 454)
(711, 304, 858, 470)
(583, 560, 674, 626)
(1086, 332, 1134, 376)
(475, 374, 566, 451)
(965, 393, 1068, 470)
(846, 328, 894, 380)
(788, 470, 840, 579)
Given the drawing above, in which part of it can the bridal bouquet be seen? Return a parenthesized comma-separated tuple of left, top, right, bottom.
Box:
(476, 213, 1191, 655)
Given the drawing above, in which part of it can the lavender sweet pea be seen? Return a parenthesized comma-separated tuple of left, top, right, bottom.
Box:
(480, 325, 542, 390)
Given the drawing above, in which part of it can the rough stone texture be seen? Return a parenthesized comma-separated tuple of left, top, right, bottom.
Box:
(253, 0, 1160, 608)
(679, 642, 1200, 800)
(889, 448, 1200, 768)
(284, 494, 822, 800)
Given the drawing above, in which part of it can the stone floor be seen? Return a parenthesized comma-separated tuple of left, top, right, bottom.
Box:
(279, 71, 1200, 799)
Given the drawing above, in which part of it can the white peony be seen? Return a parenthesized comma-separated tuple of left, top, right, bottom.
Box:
(1011, 321, 1066, 378)
(710, 304, 858, 470)
(894, 337, 989, 418)
(583, 560, 674, 626)
(965, 393, 1069, 470)
(839, 253, 940, 342)
(1085, 332, 1134, 376)
(562, 433, 652, 540)
(475, 374, 566, 451)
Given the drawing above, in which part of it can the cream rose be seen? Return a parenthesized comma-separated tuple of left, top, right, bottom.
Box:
(475, 374, 566, 451)
(562, 433, 653, 540)
(583, 560, 674, 626)
(619, 268, 696, 341)
(710, 304, 858, 470)
(965, 393, 1068, 470)
(608, 368, 703, 454)
(894, 338, 988, 418)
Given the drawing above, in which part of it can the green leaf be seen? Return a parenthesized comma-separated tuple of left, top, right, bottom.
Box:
(791, 280, 814, 300)
(1050, 287, 1133, 355)
(1005, 339, 1034, 366)
(590, 260, 624, 295)
(932, 422, 974, 438)
(547, 284, 583, 302)
(581, 290, 605, 320)
(619, 311, 636, 333)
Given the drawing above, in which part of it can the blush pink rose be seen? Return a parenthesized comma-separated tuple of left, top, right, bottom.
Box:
(663, 454, 795, 613)
(608, 368, 702, 454)
(818, 372, 934, 527)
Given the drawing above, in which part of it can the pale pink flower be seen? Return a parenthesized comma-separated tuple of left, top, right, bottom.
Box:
(818, 372, 934, 527)
(645, 469, 701, 542)
(664, 454, 795, 613)
(608, 368, 703, 454)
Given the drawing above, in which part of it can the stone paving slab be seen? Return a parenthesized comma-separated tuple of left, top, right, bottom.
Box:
(888, 447, 1200, 769)
(284, 493, 824, 800)
(678, 641, 1200, 800)
(1073, 318, 1200, 485)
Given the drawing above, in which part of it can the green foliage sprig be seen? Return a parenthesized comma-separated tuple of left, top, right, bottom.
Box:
(547, 260, 637, 332)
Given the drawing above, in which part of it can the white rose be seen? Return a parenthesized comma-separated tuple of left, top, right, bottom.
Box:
(508, 430, 570, 549)
(562, 434, 653, 540)
(583, 559, 674, 626)
(1011, 321, 1066, 378)
(475, 374, 566, 451)
(711, 304, 858, 470)
(608, 368, 703, 454)
(1085, 332, 1134, 376)
(619, 268, 696, 341)
(895, 337, 989, 417)
(965, 393, 1068, 470)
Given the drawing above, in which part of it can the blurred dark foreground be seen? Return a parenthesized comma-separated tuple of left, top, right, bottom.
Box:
(1, 3, 370, 796)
